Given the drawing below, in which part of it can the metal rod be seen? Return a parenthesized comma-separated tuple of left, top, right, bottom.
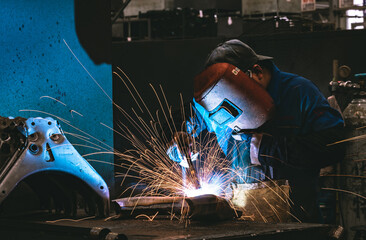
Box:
(185, 153, 201, 189)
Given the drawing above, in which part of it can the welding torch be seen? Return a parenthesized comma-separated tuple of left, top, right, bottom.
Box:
(184, 149, 201, 189)
(173, 132, 201, 189)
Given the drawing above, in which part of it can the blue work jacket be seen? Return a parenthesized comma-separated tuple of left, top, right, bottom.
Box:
(188, 62, 344, 183)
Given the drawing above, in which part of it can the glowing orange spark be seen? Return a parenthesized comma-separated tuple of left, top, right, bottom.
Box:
(40, 96, 67, 106)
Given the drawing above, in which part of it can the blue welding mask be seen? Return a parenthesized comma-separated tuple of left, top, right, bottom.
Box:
(194, 63, 274, 131)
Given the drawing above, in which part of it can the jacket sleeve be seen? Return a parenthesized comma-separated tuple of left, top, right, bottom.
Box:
(258, 126, 346, 170)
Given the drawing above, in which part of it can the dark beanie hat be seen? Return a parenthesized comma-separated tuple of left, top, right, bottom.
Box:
(204, 39, 273, 71)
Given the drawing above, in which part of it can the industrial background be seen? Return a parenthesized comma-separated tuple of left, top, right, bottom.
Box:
(1, 0, 366, 239)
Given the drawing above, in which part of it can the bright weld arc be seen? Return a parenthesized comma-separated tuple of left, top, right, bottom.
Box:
(183, 176, 223, 197)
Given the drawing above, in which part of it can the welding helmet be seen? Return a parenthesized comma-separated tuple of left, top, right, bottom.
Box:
(194, 62, 274, 132)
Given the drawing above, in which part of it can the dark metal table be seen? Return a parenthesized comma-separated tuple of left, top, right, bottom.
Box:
(0, 216, 337, 240)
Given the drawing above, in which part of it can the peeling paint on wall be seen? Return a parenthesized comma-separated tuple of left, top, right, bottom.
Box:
(0, 0, 114, 189)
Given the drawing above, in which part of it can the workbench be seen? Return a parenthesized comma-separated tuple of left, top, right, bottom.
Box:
(0, 215, 337, 240)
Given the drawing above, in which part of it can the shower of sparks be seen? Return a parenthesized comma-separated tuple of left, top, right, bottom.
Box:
(59, 41, 366, 223)
(108, 69, 232, 199)
(107, 67, 297, 224)
(46, 216, 95, 224)
(61, 39, 239, 201)
(322, 187, 366, 200)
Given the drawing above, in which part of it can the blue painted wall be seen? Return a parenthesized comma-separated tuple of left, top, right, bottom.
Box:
(0, 1, 114, 190)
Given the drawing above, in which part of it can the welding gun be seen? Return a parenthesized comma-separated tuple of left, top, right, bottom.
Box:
(167, 132, 201, 189)
(183, 148, 201, 189)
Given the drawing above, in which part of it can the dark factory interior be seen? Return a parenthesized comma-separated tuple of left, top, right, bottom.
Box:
(1, 0, 366, 239)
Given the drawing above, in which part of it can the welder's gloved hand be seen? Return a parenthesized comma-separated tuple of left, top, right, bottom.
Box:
(166, 131, 198, 168)
(250, 133, 262, 165)
(166, 145, 199, 168)
(232, 132, 263, 166)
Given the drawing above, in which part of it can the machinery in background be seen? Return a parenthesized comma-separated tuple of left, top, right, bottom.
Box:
(112, 8, 220, 40)
(0, 116, 110, 217)
(327, 64, 366, 240)
(329, 62, 366, 111)
(112, 0, 365, 41)
(112, 7, 319, 41)
(336, 73, 366, 126)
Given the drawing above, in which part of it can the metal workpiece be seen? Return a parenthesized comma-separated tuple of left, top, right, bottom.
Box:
(90, 227, 111, 239)
(0, 116, 110, 217)
(112, 196, 186, 219)
(185, 194, 239, 221)
(113, 194, 238, 221)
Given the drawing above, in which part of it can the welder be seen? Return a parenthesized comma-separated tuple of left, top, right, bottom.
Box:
(167, 39, 346, 222)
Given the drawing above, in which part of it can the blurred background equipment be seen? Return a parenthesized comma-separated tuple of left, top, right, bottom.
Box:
(112, 0, 366, 40)
(327, 62, 366, 240)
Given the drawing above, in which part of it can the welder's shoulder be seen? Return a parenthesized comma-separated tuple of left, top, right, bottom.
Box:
(282, 73, 323, 97)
